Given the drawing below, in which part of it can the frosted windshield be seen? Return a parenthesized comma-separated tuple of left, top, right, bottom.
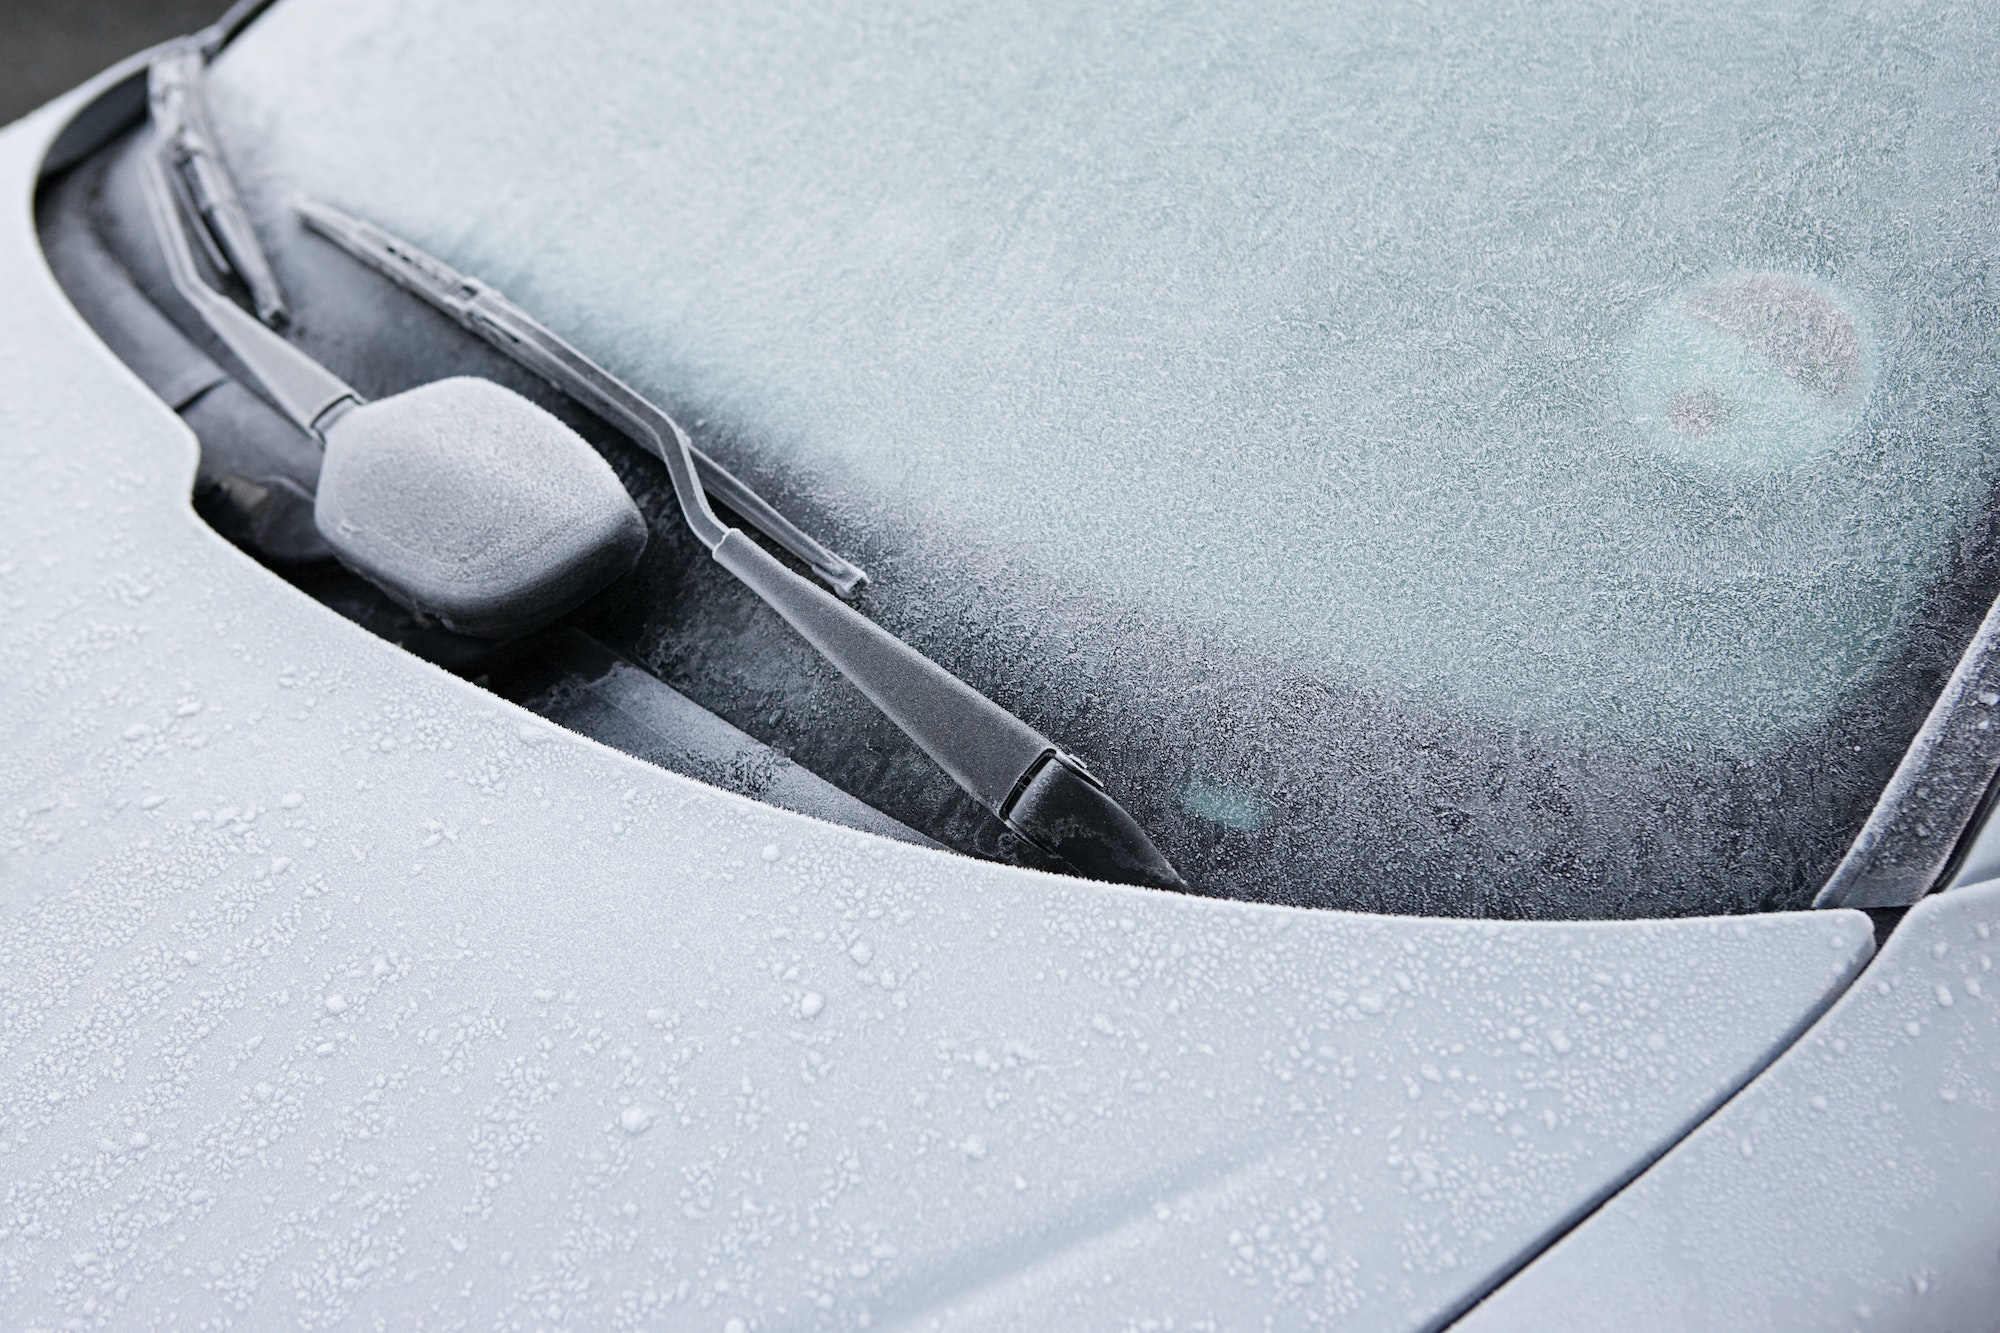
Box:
(202, 0, 2000, 914)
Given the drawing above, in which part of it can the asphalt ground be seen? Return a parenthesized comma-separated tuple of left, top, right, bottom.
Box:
(2, 0, 228, 125)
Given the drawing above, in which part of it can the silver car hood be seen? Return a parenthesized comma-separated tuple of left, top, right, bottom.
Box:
(0, 58, 1896, 1331)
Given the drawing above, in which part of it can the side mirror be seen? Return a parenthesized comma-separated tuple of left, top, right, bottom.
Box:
(314, 378, 647, 639)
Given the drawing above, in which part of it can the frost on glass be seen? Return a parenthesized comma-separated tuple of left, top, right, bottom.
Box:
(201, 0, 2000, 915)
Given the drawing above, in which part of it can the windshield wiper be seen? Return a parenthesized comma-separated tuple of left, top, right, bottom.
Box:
(296, 198, 1188, 892)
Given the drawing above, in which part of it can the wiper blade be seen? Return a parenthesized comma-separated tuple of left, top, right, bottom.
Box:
(294, 199, 868, 600)
(148, 46, 288, 327)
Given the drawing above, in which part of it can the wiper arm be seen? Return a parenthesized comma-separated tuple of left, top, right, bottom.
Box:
(294, 200, 868, 600)
(141, 88, 355, 435)
(295, 199, 1187, 892)
(148, 45, 288, 327)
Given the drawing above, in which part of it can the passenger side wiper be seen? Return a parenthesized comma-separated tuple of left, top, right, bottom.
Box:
(295, 199, 1189, 892)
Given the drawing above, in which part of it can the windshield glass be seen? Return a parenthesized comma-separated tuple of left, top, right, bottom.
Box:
(197, 0, 2000, 917)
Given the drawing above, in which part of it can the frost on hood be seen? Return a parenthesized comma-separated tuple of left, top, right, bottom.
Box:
(1458, 877, 2000, 1332)
(0, 83, 1881, 1326)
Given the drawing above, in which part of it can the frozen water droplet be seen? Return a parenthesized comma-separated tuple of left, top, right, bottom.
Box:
(799, 991, 825, 1020)
(176, 700, 203, 717)
(849, 940, 874, 966)
(279, 791, 304, 809)
(140, 794, 166, 809)
(620, 1105, 654, 1134)
(1357, 992, 1385, 1015)
(515, 723, 550, 746)
(761, 843, 780, 863)
(128, 1131, 149, 1149)
(324, 993, 347, 1014)
(182, 950, 201, 966)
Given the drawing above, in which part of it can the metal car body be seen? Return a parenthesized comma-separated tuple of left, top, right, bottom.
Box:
(2, 4, 1997, 1328)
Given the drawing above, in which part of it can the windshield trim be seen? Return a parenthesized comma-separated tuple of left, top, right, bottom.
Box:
(1814, 586, 2000, 910)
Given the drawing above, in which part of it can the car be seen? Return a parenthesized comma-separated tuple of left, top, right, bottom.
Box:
(2, 1, 1997, 1327)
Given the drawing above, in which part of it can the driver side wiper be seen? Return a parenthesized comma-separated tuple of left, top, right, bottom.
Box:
(295, 199, 1188, 892)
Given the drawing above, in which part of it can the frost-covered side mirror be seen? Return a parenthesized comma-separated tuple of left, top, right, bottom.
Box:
(315, 378, 647, 638)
